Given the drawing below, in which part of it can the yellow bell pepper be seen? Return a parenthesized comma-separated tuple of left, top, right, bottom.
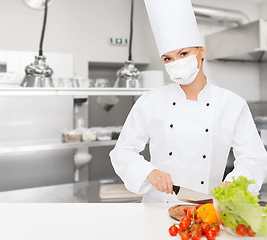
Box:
(196, 204, 220, 225)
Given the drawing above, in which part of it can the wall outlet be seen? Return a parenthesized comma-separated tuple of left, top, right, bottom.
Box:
(110, 38, 128, 45)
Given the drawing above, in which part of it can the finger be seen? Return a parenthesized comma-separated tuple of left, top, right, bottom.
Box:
(158, 182, 165, 193)
(224, 181, 230, 187)
(162, 178, 169, 194)
(219, 182, 228, 188)
(157, 178, 165, 193)
(166, 175, 173, 194)
(152, 181, 161, 192)
(163, 175, 170, 194)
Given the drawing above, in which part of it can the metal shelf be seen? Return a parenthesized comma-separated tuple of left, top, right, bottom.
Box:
(0, 87, 151, 96)
(0, 139, 117, 155)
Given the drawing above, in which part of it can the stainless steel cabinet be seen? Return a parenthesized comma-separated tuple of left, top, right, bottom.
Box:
(0, 96, 74, 191)
(0, 88, 150, 191)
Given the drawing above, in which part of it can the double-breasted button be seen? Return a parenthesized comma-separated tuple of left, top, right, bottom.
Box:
(206, 103, 210, 107)
(201, 181, 204, 185)
(170, 124, 173, 128)
(203, 155, 206, 159)
(169, 152, 172, 156)
(173, 102, 176, 106)
(205, 129, 209, 132)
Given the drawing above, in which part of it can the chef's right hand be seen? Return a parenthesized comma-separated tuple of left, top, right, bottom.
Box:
(147, 169, 173, 194)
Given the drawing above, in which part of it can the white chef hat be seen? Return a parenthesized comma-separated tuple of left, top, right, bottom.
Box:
(144, 0, 203, 57)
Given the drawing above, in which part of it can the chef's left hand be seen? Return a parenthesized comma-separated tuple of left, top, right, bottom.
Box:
(219, 181, 230, 187)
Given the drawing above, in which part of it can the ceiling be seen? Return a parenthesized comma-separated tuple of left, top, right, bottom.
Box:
(237, 0, 267, 3)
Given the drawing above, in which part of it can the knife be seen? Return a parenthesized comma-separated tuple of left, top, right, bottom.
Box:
(173, 185, 213, 204)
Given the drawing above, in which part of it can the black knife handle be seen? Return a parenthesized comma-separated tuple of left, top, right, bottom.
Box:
(173, 185, 180, 195)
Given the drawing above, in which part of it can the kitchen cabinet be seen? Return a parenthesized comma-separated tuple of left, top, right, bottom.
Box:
(0, 87, 151, 155)
(0, 87, 151, 191)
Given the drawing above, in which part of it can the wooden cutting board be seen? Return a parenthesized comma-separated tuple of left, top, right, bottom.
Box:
(168, 204, 197, 221)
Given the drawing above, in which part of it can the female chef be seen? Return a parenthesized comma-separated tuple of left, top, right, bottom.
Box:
(109, 0, 267, 203)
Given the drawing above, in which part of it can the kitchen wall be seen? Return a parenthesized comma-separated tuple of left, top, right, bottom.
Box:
(259, 2, 267, 19)
(0, 0, 150, 78)
(186, 0, 260, 102)
(0, 0, 266, 184)
(0, 0, 262, 99)
(259, 2, 267, 101)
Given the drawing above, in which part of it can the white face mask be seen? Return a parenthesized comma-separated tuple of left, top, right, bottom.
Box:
(164, 48, 202, 85)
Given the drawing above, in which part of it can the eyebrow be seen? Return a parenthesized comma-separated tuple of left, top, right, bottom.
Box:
(162, 48, 186, 58)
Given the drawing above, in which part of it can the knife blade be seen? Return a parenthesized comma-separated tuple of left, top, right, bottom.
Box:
(173, 185, 213, 204)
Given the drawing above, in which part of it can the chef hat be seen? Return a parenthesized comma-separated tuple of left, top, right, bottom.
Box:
(144, 0, 203, 57)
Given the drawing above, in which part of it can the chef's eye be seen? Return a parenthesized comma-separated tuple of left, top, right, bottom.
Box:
(164, 57, 172, 62)
(181, 52, 188, 57)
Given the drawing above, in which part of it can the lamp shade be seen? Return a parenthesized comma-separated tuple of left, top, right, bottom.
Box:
(20, 55, 54, 87)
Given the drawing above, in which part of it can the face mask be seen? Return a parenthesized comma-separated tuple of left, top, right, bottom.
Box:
(164, 48, 202, 85)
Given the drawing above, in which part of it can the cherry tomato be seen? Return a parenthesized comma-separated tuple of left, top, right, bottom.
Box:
(247, 226, 256, 237)
(183, 207, 190, 214)
(187, 208, 197, 219)
(192, 230, 202, 240)
(195, 204, 203, 210)
(168, 225, 179, 236)
(179, 220, 190, 232)
(188, 231, 192, 238)
(193, 224, 202, 232)
(210, 224, 220, 233)
(236, 224, 247, 236)
(202, 222, 211, 235)
(180, 232, 190, 240)
(181, 216, 191, 225)
(195, 217, 203, 225)
(205, 229, 217, 240)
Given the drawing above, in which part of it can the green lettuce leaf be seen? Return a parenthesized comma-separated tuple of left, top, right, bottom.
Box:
(211, 176, 267, 236)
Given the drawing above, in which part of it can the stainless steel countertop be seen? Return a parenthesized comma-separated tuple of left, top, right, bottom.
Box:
(0, 179, 266, 203)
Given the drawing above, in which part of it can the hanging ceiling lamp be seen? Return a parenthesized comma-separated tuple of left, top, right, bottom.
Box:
(21, 0, 54, 87)
(114, 0, 141, 88)
(23, 0, 55, 9)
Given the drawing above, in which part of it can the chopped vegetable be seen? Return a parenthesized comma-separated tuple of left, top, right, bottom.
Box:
(211, 176, 267, 236)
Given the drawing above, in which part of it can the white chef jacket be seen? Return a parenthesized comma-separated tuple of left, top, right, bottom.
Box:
(109, 81, 267, 203)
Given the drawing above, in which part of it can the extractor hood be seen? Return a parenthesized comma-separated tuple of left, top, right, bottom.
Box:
(205, 19, 267, 62)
